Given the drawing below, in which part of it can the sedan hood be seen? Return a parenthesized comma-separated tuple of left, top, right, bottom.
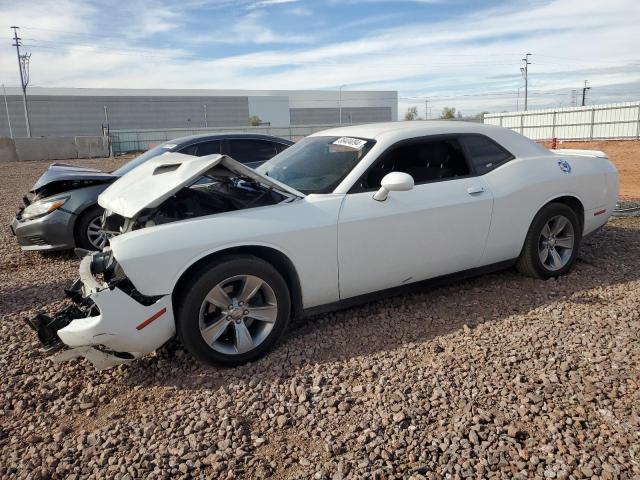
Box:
(32, 163, 116, 192)
(98, 152, 304, 218)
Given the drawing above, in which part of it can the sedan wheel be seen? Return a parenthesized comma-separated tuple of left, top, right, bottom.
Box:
(86, 215, 109, 250)
(199, 275, 278, 355)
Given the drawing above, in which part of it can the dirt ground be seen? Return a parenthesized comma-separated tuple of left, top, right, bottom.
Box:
(543, 140, 640, 199)
(0, 153, 639, 479)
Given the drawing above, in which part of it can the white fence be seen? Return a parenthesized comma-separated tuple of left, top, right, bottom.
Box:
(110, 124, 344, 154)
(483, 101, 640, 141)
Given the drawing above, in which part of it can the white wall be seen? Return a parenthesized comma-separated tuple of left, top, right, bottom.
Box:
(484, 101, 640, 140)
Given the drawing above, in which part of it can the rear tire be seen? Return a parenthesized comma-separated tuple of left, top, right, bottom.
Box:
(177, 255, 291, 366)
(516, 203, 581, 279)
(75, 205, 107, 251)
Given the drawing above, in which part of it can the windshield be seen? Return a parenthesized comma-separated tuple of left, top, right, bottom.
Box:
(255, 136, 375, 194)
(112, 144, 176, 176)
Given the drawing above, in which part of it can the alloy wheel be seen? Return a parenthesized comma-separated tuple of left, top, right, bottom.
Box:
(86, 216, 108, 250)
(198, 274, 278, 355)
(538, 215, 575, 271)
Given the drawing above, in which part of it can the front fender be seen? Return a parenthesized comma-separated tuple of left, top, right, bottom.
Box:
(109, 195, 344, 309)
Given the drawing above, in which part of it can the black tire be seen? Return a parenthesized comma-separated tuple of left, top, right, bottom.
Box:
(74, 205, 106, 251)
(516, 202, 581, 279)
(177, 255, 291, 367)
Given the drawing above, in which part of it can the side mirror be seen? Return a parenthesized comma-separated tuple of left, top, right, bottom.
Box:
(373, 172, 415, 201)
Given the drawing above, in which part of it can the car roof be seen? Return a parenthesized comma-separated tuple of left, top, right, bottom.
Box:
(164, 133, 294, 147)
(312, 121, 550, 158)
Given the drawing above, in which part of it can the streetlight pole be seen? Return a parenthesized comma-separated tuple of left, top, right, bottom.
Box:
(338, 85, 346, 125)
(516, 86, 521, 111)
(2, 84, 13, 139)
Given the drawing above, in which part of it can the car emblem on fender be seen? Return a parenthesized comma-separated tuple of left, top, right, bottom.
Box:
(558, 160, 572, 174)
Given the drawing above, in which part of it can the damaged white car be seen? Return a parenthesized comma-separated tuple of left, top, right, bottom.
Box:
(26, 122, 618, 369)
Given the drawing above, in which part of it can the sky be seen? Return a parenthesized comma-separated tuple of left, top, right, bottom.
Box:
(1, 0, 639, 118)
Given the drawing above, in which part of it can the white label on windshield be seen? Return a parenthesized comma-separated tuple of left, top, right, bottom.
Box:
(162, 144, 177, 149)
(332, 137, 367, 150)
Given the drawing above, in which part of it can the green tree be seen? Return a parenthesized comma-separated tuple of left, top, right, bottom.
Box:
(440, 107, 456, 119)
(249, 115, 262, 126)
(404, 106, 419, 121)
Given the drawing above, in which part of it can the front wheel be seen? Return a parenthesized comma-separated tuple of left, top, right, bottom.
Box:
(516, 203, 581, 279)
(177, 255, 291, 366)
(75, 206, 108, 251)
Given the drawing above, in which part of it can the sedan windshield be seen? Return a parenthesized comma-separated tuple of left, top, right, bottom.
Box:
(112, 144, 176, 176)
(255, 136, 375, 194)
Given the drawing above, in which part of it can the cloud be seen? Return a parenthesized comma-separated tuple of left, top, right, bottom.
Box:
(1, 0, 639, 116)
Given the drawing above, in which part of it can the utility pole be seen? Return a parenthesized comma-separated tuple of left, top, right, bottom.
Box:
(581, 80, 591, 107)
(11, 26, 31, 137)
(2, 84, 13, 138)
(425, 98, 429, 120)
(520, 53, 532, 111)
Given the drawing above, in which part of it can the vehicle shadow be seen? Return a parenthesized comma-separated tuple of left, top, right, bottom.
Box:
(119, 222, 639, 390)
(0, 277, 75, 317)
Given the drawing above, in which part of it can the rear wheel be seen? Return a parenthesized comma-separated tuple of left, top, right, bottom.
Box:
(516, 203, 581, 279)
(177, 255, 291, 366)
(75, 206, 107, 251)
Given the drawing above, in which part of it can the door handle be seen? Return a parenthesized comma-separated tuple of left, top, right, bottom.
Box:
(467, 186, 485, 195)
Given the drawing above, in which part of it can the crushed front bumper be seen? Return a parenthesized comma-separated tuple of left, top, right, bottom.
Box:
(25, 253, 176, 370)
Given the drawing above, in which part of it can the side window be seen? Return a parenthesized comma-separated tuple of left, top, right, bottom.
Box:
(228, 140, 277, 164)
(178, 140, 221, 156)
(460, 135, 513, 174)
(179, 144, 199, 156)
(274, 142, 290, 153)
(195, 140, 221, 156)
(354, 138, 470, 191)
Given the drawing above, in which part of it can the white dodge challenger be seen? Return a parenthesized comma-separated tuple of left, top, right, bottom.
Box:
(27, 122, 618, 369)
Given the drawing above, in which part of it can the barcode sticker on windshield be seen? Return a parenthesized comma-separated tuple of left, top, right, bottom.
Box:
(332, 137, 367, 150)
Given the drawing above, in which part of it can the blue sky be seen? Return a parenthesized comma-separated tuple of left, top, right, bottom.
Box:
(1, 0, 639, 116)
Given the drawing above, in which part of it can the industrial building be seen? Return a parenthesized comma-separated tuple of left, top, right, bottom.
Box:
(0, 87, 398, 138)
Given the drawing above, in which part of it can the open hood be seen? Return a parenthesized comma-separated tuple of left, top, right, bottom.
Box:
(98, 152, 304, 218)
(32, 163, 116, 193)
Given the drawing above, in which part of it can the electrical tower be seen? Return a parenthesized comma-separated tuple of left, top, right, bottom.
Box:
(581, 80, 591, 106)
(520, 53, 532, 111)
(11, 26, 31, 137)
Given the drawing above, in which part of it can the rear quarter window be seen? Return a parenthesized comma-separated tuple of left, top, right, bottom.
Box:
(460, 135, 514, 175)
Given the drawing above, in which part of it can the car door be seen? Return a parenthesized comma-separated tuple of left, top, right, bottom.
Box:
(337, 135, 494, 300)
(225, 139, 278, 168)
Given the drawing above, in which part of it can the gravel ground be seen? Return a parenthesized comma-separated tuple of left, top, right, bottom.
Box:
(1, 158, 639, 480)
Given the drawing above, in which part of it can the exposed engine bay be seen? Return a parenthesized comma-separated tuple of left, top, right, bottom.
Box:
(102, 175, 290, 235)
